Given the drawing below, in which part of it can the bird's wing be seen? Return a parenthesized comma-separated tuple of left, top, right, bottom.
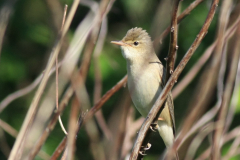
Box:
(161, 65, 176, 136)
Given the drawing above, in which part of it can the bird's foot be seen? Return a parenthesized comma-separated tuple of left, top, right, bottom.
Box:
(150, 123, 159, 132)
(141, 143, 151, 151)
(139, 151, 147, 156)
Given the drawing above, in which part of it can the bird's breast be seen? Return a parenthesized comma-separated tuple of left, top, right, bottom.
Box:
(127, 64, 163, 117)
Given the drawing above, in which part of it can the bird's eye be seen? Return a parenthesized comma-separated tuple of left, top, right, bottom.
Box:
(133, 41, 139, 46)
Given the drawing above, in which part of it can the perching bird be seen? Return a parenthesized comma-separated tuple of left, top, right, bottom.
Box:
(111, 27, 177, 158)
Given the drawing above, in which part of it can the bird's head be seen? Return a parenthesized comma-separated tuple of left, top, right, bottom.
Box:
(111, 27, 154, 63)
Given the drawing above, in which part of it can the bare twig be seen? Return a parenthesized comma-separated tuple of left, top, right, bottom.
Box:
(176, 13, 240, 150)
(120, 108, 145, 159)
(50, 137, 67, 160)
(0, 119, 50, 160)
(65, 97, 80, 160)
(29, 0, 114, 158)
(0, 119, 18, 137)
(153, 0, 205, 46)
(0, 128, 11, 158)
(223, 131, 240, 160)
(29, 87, 73, 159)
(56, 4, 68, 136)
(196, 126, 240, 160)
(93, 18, 112, 140)
(212, 12, 240, 160)
(49, 74, 126, 159)
(130, 0, 219, 159)
(0, 60, 65, 113)
(224, 58, 240, 132)
(8, 0, 81, 159)
(165, 0, 181, 81)
(72, 74, 106, 160)
(172, 12, 240, 98)
(84, 75, 127, 123)
(185, 122, 223, 160)
(103, 90, 132, 159)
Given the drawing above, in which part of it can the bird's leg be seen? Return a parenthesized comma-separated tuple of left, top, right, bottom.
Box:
(158, 117, 164, 121)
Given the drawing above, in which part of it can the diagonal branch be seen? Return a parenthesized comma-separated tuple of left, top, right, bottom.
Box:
(212, 10, 240, 160)
(130, 0, 219, 159)
(165, 0, 181, 81)
(172, 12, 240, 99)
(154, 0, 205, 46)
(8, 1, 81, 159)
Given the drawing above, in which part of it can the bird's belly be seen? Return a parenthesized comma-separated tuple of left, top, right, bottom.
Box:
(128, 74, 162, 117)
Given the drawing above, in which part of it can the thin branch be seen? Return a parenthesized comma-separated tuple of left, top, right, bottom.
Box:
(185, 122, 222, 160)
(130, 0, 219, 159)
(212, 11, 240, 159)
(120, 108, 145, 159)
(0, 60, 65, 113)
(0, 119, 18, 137)
(223, 148, 240, 160)
(93, 18, 112, 140)
(172, 12, 240, 98)
(65, 96, 80, 160)
(56, 4, 68, 136)
(49, 74, 126, 159)
(8, 0, 81, 159)
(165, 0, 181, 81)
(50, 137, 67, 160)
(29, 0, 114, 158)
(0, 119, 50, 160)
(173, 0, 231, 157)
(223, 132, 240, 160)
(175, 12, 240, 150)
(29, 87, 73, 159)
(153, 0, 205, 46)
(224, 58, 240, 132)
(196, 126, 240, 160)
(84, 75, 127, 123)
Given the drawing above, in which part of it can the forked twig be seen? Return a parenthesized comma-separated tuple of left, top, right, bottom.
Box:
(154, 0, 205, 46)
(165, 0, 181, 80)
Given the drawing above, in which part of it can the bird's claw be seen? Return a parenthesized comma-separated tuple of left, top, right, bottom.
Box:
(150, 123, 159, 132)
(141, 143, 151, 151)
(139, 151, 147, 156)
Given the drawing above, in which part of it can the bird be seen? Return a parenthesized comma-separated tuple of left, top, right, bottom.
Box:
(111, 27, 178, 158)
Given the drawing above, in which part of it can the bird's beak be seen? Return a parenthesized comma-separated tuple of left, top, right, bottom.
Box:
(111, 40, 126, 46)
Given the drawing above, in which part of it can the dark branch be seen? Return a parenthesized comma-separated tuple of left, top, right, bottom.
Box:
(165, 0, 181, 81)
(154, 0, 205, 46)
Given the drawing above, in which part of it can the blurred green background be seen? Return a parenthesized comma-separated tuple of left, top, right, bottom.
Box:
(0, 0, 240, 159)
